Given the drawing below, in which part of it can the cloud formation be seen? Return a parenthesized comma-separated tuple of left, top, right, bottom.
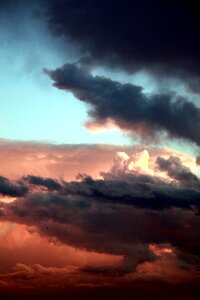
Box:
(0, 140, 125, 180)
(156, 156, 200, 188)
(1, 1, 200, 297)
(46, 63, 200, 146)
(1, 149, 200, 282)
(47, 0, 200, 92)
(0, 176, 28, 197)
(24, 175, 62, 191)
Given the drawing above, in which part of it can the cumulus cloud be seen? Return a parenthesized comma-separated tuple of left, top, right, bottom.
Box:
(107, 150, 153, 176)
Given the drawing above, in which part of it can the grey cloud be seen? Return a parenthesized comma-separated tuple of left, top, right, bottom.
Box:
(156, 156, 200, 188)
(0, 176, 28, 197)
(61, 175, 200, 211)
(46, 0, 200, 93)
(46, 63, 200, 146)
(24, 175, 62, 191)
(2, 190, 200, 274)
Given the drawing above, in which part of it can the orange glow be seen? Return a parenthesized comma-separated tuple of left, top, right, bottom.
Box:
(149, 243, 174, 256)
(134, 243, 197, 284)
(0, 196, 17, 204)
(0, 141, 197, 181)
(85, 118, 117, 133)
(0, 221, 123, 275)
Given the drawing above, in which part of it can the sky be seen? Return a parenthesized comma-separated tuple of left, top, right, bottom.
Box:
(0, 1, 200, 299)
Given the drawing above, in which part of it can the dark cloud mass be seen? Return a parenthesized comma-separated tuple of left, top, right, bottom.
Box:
(0, 176, 28, 197)
(47, 0, 200, 90)
(61, 175, 200, 211)
(2, 176, 200, 273)
(46, 63, 200, 145)
(156, 156, 200, 188)
(24, 175, 62, 191)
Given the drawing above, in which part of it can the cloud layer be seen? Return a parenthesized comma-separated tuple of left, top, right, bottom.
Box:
(1, 148, 200, 289)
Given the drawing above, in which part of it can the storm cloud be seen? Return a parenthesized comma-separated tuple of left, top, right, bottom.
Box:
(47, 0, 200, 91)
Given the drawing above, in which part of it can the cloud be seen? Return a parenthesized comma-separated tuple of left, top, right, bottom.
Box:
(46, 63, 200, 146)
(156, 156, 200, 188)
(2, 190, 200, 275)
(24, 175, 62, 191)
(0, 144, 200, 288)
(0, 140, 126, 180)
(0, 176, 28, 197)
(0, 221, 121, 276)
(0, 263, 80, 288)
(107, 150, 153, 176)
(46, 0, 200, 92)
(1, 148, 200, 278)
(1, 140, 196, 181)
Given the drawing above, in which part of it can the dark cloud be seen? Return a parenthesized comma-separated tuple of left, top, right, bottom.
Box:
(47, 0, 200, 91)
(0, 176, 28, 197)
(24, 175, 62, 191)
(156, 156, 200, 188)
(61, 175, 200, 211)
(46, 63, 200, 146)
(7, 171, 199, 211)
(2, 189, 200, 273)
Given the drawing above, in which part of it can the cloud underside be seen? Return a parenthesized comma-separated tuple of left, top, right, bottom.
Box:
(47, 0, 200, 92)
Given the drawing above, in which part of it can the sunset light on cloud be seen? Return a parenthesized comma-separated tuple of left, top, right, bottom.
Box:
(0, 1, 200, 299)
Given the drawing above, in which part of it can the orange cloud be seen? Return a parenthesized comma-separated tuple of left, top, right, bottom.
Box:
(0, 140, 197, 182)
(0, 140, 200, 292)
(135, 243, 198, 284)
(0, 221, 122, 276)
(85, 118, 117, 133)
